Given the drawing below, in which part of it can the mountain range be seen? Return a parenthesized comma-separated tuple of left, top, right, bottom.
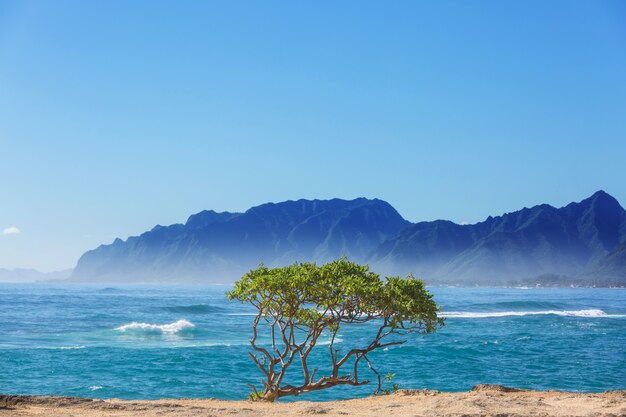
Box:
(70, 191, 626, 286)
(0, 268, 73, 283)
(71, 198, 410, 284)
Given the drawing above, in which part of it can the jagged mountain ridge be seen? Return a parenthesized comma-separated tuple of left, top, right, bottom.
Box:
(70, 192, 626, 285)
(370, 191, 626, 284)
(71, 198, 411, 283)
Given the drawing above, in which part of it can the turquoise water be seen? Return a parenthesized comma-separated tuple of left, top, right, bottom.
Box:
(1, 284, 625, 401)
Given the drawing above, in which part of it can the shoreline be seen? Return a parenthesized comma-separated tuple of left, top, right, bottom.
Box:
(2, 385, 625, 417)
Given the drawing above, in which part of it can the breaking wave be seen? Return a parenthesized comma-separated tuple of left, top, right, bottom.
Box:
(115, 319, 196, 335)
(318, 337, 343, 345)
(441, 309, 626, 318)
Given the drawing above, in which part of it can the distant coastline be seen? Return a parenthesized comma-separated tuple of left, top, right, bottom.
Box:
(0, 268, 73, 284)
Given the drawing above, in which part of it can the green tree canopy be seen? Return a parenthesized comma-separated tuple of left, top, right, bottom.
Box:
(227, 258, 443, 401)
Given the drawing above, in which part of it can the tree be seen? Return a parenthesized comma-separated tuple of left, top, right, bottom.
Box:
(227, 258, 444, 402)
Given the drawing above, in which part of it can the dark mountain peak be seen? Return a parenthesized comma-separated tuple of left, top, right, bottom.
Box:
(564, 190, 623, 213)
(591, 189, 611, 199)
(563, 191, 626, 253)
(584, 190, 622, 211)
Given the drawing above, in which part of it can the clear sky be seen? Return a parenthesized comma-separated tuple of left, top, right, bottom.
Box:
(1, 1, 625, 271)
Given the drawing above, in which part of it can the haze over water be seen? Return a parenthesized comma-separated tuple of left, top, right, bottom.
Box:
(1, 284, 624, 401)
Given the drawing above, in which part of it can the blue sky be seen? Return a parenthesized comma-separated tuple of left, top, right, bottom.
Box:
(1, 1, 625, 271)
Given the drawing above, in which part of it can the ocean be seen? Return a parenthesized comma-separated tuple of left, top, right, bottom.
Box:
(1, 284, 625, 401)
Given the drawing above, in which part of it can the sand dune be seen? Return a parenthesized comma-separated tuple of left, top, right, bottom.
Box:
(2, 385, 625, 417)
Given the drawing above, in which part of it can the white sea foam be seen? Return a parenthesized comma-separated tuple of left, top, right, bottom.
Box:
(57, 345, 87, 350)
(441, 309, 626, 318)
(318, 337, 343, 346)
(88, 386, 102, 391)
(115, 319, 195, 334)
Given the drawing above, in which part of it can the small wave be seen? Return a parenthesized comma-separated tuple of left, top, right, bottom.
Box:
(318, 337, 343, 346)
(88, 386, 102, 391)
(98, 287, 120, 293)
(441, 309, 626, 318)
(57, 345, 87, 350)
(115, 319, 196, 335)
(163, 304, 226, 314)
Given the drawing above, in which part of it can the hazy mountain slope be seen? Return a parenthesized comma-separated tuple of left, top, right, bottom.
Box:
(70, 192, 626, 285)
(582, 243, 626, 286)
(370, 191, 626, 285)
(371, 220, 476, 278)
(70, 198, 410, 283)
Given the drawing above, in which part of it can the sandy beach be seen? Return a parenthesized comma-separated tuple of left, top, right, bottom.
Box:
(2, 385, 625, 417)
